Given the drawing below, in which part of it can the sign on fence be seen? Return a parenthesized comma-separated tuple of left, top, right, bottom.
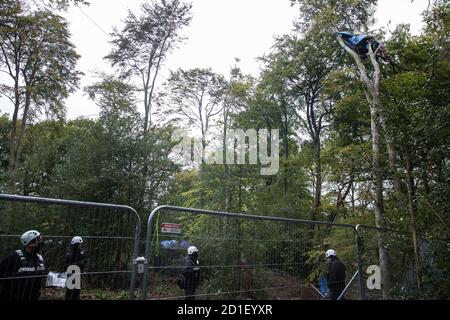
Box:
(161, 223, 181, 234)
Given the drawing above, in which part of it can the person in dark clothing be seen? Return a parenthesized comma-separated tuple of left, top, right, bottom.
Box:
(177, 246, 200, 300)
(325, 249, 346, 300)
(0, 230, 46, 300)
(64, 236, 86, 300)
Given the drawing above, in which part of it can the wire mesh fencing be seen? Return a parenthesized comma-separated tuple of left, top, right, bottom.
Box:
(356, 225, 420, 300)
(5, 195, 441, 300)
(140, 206, 361, 300)
(0, 194, 141, 300)
(415, 233, 449, 299)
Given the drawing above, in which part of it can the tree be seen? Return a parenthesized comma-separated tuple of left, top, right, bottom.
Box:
(85, 75, 179, 212)
(256, 54, 297, 197)
(33, 0, 89, 11)
(380, 10, 450, 291)
(0, 0, 80, 192)
(0, 114, 12, 191)
(158, 68, 228, 207)
(105, 0, 192, 133)
(321, 69, 372, 222)
(336, 33, 393, 298)
(85, 74, 139, 120)
(260, 22, 341, 222)
(221, 62, 244, 210)
(290, 0, 378, 32)
(159, 68, 228, 149)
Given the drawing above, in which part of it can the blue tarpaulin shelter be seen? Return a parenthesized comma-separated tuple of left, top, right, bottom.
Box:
(338, 31, 388, 61)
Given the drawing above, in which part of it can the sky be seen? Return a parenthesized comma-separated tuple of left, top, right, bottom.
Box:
(0, 0, 431, 120)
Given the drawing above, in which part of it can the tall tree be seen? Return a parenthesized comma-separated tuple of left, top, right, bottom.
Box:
(221, 62, 243, 210)
(257, 55, 297, 197)
(290, 0, 378, 32)
(0, 0, 80, 193)
(158, 68, 228, 207)
(261, 24, 341, 221)
(337, 33, 393, 298)
(85, 75, 179, 212)
(105, 0, 192, 134)
(32, 0, 89, 11)
(381, 7, 450, 288)
(291, 0, 393, 297)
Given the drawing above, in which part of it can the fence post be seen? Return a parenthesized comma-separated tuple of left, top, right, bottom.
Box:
(355, 225, 366, 300)
(127, 207, 141, 300)
(141, 206, 165, 300)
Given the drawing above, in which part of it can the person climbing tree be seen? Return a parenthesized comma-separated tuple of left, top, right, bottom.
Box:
(337, 32, 388, 61)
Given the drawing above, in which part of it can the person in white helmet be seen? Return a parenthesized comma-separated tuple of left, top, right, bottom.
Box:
(325, 249, 346, 300)
(178, 245, 201, 300)
(64, 236, 86, 300)
(0, 230, 46, 300)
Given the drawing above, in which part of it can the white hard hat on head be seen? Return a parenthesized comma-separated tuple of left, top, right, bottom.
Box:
(187, 246, 198, 255)
(326, 249, 337, 258)
(20, 230, 41, 246)
(71, 236, 83, 245)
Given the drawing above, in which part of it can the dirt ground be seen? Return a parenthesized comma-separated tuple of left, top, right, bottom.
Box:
(263, 270, 322, 300)
(143, 269, 323, 300)
(39, 269, 325, 300)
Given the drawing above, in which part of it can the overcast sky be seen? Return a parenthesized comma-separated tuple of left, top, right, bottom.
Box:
(0, 0, 431, 120)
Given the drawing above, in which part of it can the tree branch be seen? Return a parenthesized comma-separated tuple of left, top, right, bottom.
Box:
(336, 35, 375, 94)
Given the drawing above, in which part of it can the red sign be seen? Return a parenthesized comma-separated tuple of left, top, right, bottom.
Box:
(161, 223, 181, 234)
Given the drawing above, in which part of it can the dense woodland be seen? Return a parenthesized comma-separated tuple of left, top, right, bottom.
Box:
(0, 0, 449, 299)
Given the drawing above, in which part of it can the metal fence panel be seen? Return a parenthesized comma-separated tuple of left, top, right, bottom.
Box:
(0, 194, 141, 300)
(140, 206, 361, 300)
(356, 225, 419, 300)
(2, 194, 445, 300)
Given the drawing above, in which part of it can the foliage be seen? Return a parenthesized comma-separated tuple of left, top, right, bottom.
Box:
(0, 0, 448, 299)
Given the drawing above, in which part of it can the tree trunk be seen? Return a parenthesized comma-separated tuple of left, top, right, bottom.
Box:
(238, 165, 243, 211)
(282, 104, 289, 197)
(312, 137, 321, 222)
(337, 35, 393, 298)
(377, 110, 403, 194)
(225, 165, 232, 210)
(386, 140, 402, 194)
(283, 124, 289, 197)
(143, 87, 149, 134)
(199, 137, 206, 208)
(405, 149, 421, 290)
(351, 182, 355, 213)
(223, 109, 231, 210)
(369, 101, 392, 299)
(7, 77, 21, 194)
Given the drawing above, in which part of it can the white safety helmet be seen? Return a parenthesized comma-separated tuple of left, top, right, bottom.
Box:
(20, 230, 41, 247)
(187, 246, 198, 255)
(71, 236, 83, 245)
(326, 249, 337, 258)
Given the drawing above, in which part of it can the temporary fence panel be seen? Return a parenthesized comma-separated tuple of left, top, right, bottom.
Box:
(140, 206, 361, 300)
(0, 194, 141, 300)
(356, 225, 419, 300)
